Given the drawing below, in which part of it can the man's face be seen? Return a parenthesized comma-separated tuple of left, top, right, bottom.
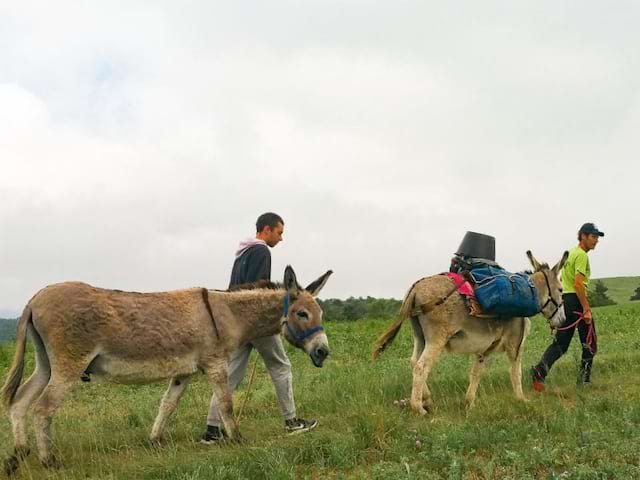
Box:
(581, 233, 600, 251)
(263, 222, 284, 247)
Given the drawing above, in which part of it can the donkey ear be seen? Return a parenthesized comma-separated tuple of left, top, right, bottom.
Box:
(552, 251, 569, 275)
(284, 265, 300, 296)
(305, 270, 333, 297)
(526, 250, 542, 271)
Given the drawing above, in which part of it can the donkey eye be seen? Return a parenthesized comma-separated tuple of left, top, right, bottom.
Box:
(296, 310, 309, 319)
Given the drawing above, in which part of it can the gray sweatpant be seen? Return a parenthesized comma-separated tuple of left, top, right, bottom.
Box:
(207, 334, 296, 426)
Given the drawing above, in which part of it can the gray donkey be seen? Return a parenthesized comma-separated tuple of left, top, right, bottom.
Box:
(374, 251, 567, 415)
(1, 266, 332, 474)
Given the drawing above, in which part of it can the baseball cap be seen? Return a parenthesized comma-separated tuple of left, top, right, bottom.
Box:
(579, 222, 605, 237)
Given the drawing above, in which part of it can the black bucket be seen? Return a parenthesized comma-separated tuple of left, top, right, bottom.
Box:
(455, 231, 496, 261)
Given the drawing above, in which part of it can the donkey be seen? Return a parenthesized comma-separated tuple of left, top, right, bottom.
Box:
(373, 251, 567, 416)
(1, 266, 332, 474)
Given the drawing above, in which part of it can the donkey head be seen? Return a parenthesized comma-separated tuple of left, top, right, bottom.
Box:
(527, 250, 569, 327)
(281, 266, 333, 367)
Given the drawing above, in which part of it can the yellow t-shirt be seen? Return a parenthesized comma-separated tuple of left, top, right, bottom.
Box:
(561, 246, 590, 293)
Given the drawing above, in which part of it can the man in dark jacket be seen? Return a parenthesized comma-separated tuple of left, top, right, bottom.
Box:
(201, 212, 317, 443)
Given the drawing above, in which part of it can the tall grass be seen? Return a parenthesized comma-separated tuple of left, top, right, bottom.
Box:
(1, 302, 639, 479)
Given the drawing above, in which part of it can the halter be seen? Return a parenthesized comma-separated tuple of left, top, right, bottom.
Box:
(540, 270, 563, 320)
(281, 292, 324, 345)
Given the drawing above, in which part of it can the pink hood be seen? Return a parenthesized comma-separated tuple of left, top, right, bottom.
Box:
(235, 238, 267, 258)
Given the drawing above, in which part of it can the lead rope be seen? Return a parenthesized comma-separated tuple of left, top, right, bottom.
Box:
(554, 311, 596, 355)
(237, 354, 259, 424)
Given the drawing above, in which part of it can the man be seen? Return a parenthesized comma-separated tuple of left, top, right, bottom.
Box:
(201, 212, 317, 443)
(531, 222, 604, 391)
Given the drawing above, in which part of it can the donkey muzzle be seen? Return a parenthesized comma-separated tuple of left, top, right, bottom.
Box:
(310, 345, 329, 368)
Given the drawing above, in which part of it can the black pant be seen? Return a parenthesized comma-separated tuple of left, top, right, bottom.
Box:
(536, 293, 597, 378)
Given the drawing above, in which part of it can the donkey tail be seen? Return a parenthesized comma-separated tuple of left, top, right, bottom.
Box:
(1, 305, 32, 408)
(372, 285, 417, 360)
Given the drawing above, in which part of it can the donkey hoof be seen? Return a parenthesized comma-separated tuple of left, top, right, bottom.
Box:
(422, 399, 434, 413)
(415, 407, 428, 416)
(410, 401, 428, 416)
(4, 456, 20, 477)
(41, 456, 63, 470)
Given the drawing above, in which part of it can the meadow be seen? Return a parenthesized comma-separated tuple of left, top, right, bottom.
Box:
(1, 302, 639, 479)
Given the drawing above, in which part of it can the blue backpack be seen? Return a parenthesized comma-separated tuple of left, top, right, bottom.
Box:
(469, 266, 540, 317)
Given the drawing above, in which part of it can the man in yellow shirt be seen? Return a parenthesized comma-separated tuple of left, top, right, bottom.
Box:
(531, 223, 604, 391)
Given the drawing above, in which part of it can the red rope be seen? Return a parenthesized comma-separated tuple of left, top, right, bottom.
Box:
(554, 311, 596, 355)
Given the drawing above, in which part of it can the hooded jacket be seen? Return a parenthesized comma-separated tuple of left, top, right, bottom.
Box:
(228, 238, 271, 287)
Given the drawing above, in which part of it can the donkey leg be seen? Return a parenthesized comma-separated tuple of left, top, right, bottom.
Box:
(4, 332, 51, 476)
(207, 369, 240, 441)
(507, 318, 529, 402)
(150, 376, 190, 444)
(410, 332, 448, 415)
(410, 316, 425, 370)
(9, 366, 50, 455)
(465, 355, 486, 411)
(507, 347, 526, 402)
(32, 374, 76, 468)
(5, 368, 49, 476)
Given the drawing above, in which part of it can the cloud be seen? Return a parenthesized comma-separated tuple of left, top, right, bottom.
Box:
(1, 1, 638, 309)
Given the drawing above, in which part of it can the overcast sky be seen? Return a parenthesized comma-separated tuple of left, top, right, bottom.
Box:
(1, 1, 638, 315)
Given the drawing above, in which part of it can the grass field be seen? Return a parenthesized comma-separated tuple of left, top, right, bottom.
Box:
(597, 277, 640, 305)
(1, 302, 639, 479)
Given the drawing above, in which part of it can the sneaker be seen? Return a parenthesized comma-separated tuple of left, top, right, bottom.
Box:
(578, 370, 592, 386)
(531, 366, 545, 392)
(285, 417, 318, 435)
(199, 425, 227, 444)
(578, 361, 592, 386)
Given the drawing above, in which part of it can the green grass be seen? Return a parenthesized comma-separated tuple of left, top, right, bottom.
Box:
(596, 276, 640, 305)
(1, 303, 640, 479)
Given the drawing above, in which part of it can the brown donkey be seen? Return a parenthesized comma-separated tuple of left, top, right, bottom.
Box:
(374, 251, 567, 415)
(1, 266, 332, 474)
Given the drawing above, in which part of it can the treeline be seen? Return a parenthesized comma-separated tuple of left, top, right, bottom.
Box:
(0, 281, 637, 341)
(318, 297, 402, 321)
(317, 279, 640, 321)
(0, 318, 18, 343)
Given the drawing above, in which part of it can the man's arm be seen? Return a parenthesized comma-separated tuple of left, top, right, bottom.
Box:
(574, 273, 592, 323)
(244, 246, 271, 283)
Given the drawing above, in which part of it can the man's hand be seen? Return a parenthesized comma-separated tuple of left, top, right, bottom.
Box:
(574, 274, 592, 324)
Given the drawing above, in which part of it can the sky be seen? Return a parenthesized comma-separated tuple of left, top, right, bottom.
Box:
(1, 1, 638, 315)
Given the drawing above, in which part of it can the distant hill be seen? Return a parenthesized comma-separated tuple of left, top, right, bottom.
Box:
(0, 318, 18, 342)
(596, 276, 640, 304)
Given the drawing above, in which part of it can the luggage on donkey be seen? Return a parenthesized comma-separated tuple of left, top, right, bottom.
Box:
(469, 266, 539, 317)
(448, 231, 540, 318)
